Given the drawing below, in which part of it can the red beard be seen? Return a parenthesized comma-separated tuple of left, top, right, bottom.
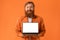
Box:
(25, 11, 34, 18)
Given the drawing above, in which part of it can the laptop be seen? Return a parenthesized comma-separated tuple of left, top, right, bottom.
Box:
(22, 22, 39, 34)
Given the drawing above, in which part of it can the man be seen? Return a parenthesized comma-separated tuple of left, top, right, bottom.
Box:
(16, 2, 46, 40)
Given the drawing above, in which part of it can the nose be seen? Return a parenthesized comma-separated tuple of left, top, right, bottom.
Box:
(28, 7, 31, 10)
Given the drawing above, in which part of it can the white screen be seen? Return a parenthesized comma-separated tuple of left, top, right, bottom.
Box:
(22, 23, 38, 33)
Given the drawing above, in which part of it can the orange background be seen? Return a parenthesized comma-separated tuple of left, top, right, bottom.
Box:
(0, 0, 60, 40)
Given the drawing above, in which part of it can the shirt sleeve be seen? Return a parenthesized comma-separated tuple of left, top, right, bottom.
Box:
(39, 17, 46, 37)
(16, 17, 22, 37)
(16, 17, 28, 38)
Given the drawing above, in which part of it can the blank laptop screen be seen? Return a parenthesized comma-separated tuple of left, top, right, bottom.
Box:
(22, 23, 39, 34)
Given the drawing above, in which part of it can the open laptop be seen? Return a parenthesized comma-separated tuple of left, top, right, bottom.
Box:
(22, 22, 39, 34)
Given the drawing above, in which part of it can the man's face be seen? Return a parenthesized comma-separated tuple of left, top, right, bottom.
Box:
(25, 3, 34, 17)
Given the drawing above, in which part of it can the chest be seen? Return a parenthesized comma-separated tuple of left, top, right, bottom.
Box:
(21, 17, 40, 23)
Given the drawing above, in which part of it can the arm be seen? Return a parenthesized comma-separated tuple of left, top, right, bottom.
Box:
(16, 18, 23, 37)
(16, 17, 28, 38)
(38, 18, 46, 37)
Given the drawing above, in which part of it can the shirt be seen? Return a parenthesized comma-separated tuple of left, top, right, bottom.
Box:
(16, 15, 46, 40)
(28, 17, 32, 23)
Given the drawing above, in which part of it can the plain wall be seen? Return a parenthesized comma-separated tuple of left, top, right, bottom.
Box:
(0, 0, 60, 40)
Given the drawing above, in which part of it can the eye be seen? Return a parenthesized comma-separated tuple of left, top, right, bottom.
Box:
(27, 7, 28, 8)
(27, 7, 29, 8)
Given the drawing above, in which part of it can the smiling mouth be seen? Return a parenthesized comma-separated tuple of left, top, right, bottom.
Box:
(28, 11, 32, 13)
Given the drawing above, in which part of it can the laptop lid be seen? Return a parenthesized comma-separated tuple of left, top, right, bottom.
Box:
(22, 22, 39, 34)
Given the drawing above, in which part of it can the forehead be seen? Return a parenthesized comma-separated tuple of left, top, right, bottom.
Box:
(25, 3, 34, 7)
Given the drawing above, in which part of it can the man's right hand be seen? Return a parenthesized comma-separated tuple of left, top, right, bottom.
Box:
(17, 32, 28, 38)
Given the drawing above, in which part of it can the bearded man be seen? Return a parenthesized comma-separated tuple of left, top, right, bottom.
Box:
(16, 2, 46, 40)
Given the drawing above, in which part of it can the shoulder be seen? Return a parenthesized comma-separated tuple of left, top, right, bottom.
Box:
(36, 15, 43, 20)
(35, 15, 44, 23)
(17, 16, 25, 22)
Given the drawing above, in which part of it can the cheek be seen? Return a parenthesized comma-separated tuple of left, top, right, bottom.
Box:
(25, 8, 27, 12)
(24, 7, 27, 11)
(31, 8, 34, 11)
